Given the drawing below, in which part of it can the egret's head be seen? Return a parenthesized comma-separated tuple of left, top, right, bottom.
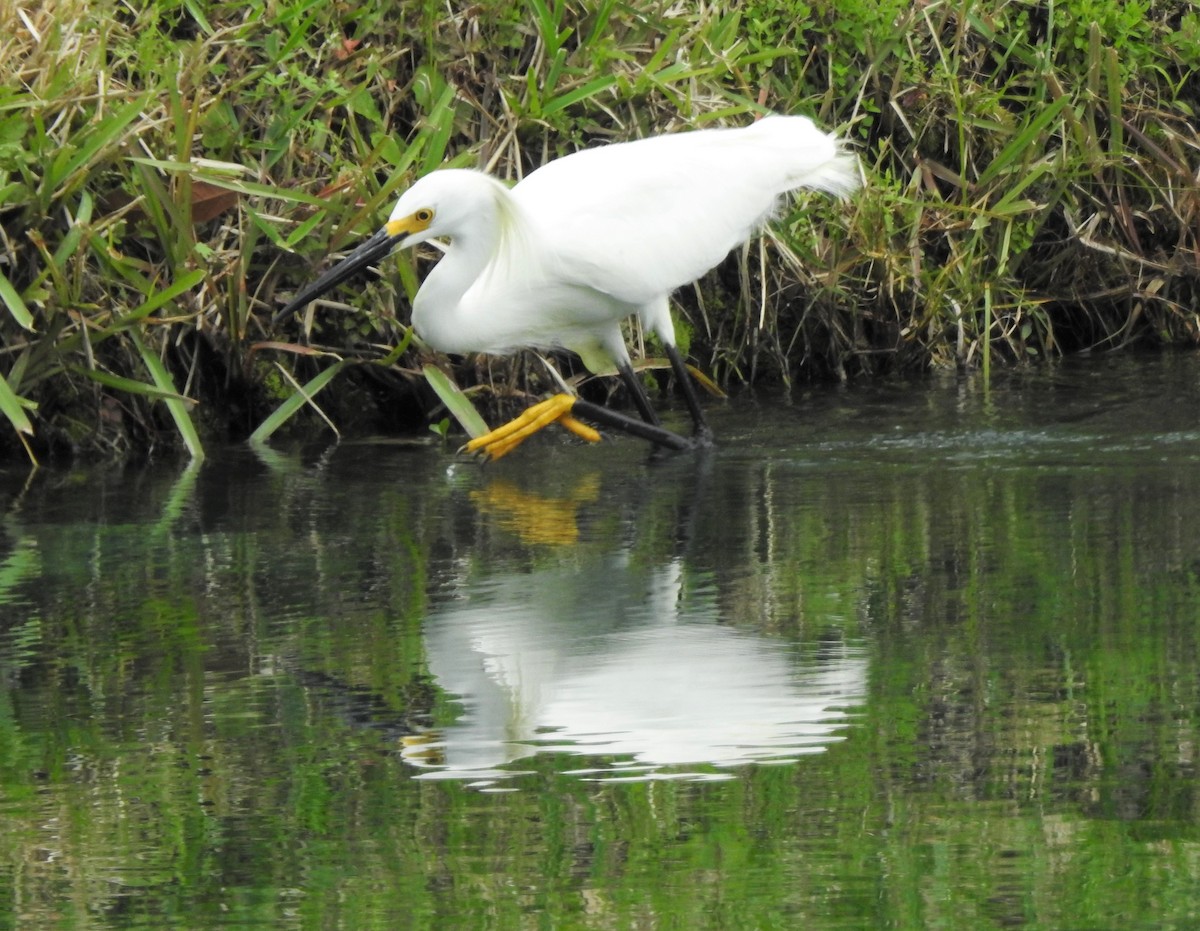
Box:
(385, 169, 506, 248)
(272, 170, 516, 328)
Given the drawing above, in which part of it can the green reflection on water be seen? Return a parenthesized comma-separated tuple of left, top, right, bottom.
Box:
(0, 354, 1199, 929)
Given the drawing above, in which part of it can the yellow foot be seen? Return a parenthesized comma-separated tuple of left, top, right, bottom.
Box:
(463, 394, 601, 461)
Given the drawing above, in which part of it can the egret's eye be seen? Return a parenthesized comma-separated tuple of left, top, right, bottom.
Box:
(415, 208, 434, 223)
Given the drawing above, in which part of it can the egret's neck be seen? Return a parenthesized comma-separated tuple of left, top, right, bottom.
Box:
(411, 191, 508, 354)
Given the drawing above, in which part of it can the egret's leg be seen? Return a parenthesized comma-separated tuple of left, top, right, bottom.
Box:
(636, 295, 713, 441)
(609, 352, 712, 449)
(464, 394, 594, 461)
(663, 343, 713, 443)
(615, 359, 661, 426)
(570, 401, 691, 450)
(464, 352, 705, 461)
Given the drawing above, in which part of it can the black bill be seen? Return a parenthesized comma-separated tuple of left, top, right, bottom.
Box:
(273, 227, 405, 326)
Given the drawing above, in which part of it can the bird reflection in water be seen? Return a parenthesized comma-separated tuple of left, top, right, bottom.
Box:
(404, 475, 867, 784)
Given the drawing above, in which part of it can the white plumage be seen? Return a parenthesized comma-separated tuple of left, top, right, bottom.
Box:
(400, 116, 857, 371)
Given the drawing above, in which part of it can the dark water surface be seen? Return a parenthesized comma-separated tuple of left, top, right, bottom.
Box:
(2, 352, 1199, 928)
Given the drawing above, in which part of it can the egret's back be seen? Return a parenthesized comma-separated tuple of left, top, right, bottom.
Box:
(512, 116, 857, 306)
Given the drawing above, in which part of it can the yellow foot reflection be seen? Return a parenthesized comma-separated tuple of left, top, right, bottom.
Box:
(463, 394, 601, 461)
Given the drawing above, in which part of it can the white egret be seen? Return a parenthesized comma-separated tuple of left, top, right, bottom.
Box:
(275, 115, 858, 457)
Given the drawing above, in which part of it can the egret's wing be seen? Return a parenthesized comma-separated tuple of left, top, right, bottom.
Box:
(512, 117, 856, 306)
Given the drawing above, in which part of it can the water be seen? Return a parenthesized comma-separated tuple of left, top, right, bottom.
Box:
(1, 352, 1199, 928)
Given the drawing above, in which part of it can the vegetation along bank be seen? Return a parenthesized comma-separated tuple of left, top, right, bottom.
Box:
(1, 0, 1196, 461)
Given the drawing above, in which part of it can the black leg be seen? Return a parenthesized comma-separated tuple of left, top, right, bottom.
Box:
(571, 400, 691, 450)
(616, 358, 661, 426)
(664, 343, 713, 443)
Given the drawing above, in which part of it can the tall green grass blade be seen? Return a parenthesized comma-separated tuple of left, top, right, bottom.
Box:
(639, 29, 679, 78)
(105, 269, 207, 334)
(524, 68, 543, 119)
(1087, 22, 1103, 101)
(583, 0, 618, 48)
(0, 371, 35, 436)
(283, 210, 329, 249)
(72, 366, 191, 403)
(125, 159, 334, 208)
(130, 161, 177, 254)
(542, 75, 620, 116)
(49, 217, 86, 277)
(129, 330, 204, 459)
(50, 99, 146, 197)
(6, 349, 29, 392)
(423, 84, 459, 171)
(422, 364, 489, 438)
(84, 230, 156, 293)
(181, 0, 213, 35)
(976, 95, 1072, 188)
(544, 48, 569, 103)
(249, 360, 347, 444)
(373, 328, 415, 367)
(1105, 47, 1123, 155)
(990, 156, 1056, 210)
(0, 268, 33, 331)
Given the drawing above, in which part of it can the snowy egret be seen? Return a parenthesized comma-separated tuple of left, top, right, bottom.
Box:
(275, 115, 858, 458)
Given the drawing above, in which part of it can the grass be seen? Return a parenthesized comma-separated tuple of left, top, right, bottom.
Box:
(0, 0, 1197, 461)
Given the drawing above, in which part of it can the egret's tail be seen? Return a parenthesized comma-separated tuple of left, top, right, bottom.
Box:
(748, 115, 860, 199)
(789, 148, 860, 199)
